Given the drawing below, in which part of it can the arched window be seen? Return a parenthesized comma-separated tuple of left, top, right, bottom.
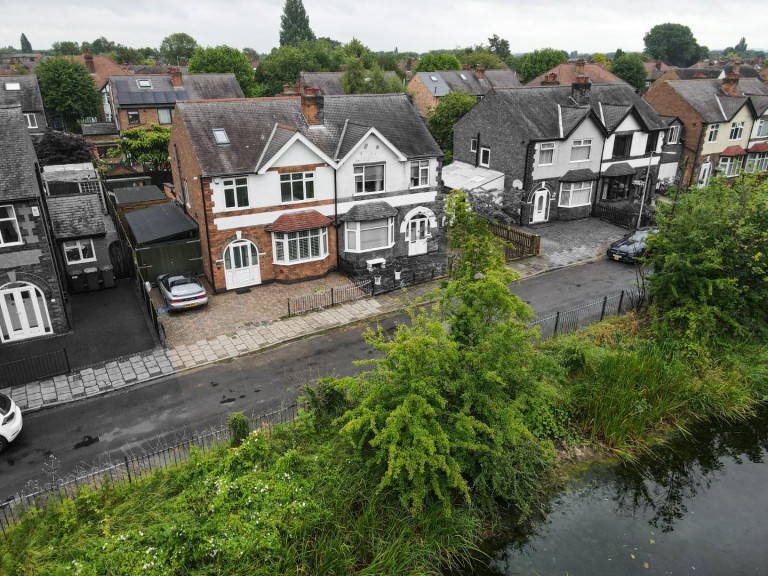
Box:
(0, 282, 52, 342)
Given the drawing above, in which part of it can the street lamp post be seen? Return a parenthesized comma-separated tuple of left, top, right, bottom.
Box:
(637, 149, 655, 230)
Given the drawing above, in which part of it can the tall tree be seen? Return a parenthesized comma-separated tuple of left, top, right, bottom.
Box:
(458, 49, 506, 70)
(280, 0, 316, 46)
(35, 57, 101, 132)
(518, 48, 568, 83)
(84, 36, 117, 54)
(643, 23, 702, 67)
(20, 33, 32, 53)
(159, 32, 199, 65)
(415, 52, 462, 72)
(611, 53, 647, 91)
(188, 45, 256, 95)
(488, 34, 511, 59)
(427, 91, 477, 163)
(734, 37, 747, 54)
(51, 41, 81, 55)
(254, 45, 320, 95)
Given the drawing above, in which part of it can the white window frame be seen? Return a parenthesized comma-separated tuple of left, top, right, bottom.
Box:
(24, 113, 37, 129)
(570, 139, 592, 162)
(708, 124, 719, 143)
(538, 142, 555, 166)
(745, 152, 768, 172)
(470, 138, 478, 152)
(667, 125, 681, 144)
(280, 172, 315, 203)
(345, 218, 395, 253)
(62, 238, 96, 264)
(479, 147, 491, 167)
(222, 177, 249, 209)
(729, 121, 744, 141)
(354, 164, 385, 194)
(410, 160, 429, 188)
(213, 128, 229, 144)
(157, 108, 173, 125)
(78, 181, 101, 195)
(182, 181, 190, 207)
(558, 181, 593, 208)
(127, 110, 140, 125)
(755, 119, 767, 138)
(0, 282, 52, 343)
(0, 205, 23, 247)
(272, 227, 328, 265)
(4, 82, 21, 91)
(137, 79, 152, 88)
(718, 156, 741, 177)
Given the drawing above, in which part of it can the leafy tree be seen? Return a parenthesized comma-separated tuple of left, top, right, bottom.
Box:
(33, 130, 92, 166)
(20, 33, 32, 53)
(51, 41, 81, 55)
(109, 124, 172, 172)
(340, 59, 403, 94)
(458, 49, 506, 70)
(488, 34, 511, 59)
(415, 52, 462, 72)
(734, 37, 747, 54)
(280, 0, 316, 46)
(159, 32, 199, 65)
(36, 57, 101, 132)
(643, 23, 702, 67)
(83, 36, 117, 54)
(611, 53, 647, 91)
(593, 52, 609, 67)
(427, 91, 477, 162)
(614, 48, 626, 61)
(188, 45, 256, 95)
(242, 47, 260, 62)
(518, 48, 568, 83)
(254, 45, 320, 96)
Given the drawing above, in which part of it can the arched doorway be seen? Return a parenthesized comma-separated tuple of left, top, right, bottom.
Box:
(400, 207, 438, 256)
(0, 282, 53, 342)
(697, 160, 712, 188)
(223, 239, 261, 290)
(530, 187, 549, 223)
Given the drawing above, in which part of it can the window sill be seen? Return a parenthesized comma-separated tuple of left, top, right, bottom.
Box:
(569, 160, 592, 163)
(409, 185, 431, 190)
(274, 254, 328, 266)
(345, 243, 395, 254)
(66, 258, 97, 265)
(558, 203, 592, 209)
(0, 241, 24, 249)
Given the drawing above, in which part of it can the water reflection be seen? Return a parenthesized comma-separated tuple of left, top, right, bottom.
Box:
(480, 406, 768, 575)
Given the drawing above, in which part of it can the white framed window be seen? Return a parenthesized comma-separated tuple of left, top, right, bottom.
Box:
(273, 228, 328, 264)
(470, 138, 478, 152)
(410, 160, 429, 188)
(0, 205, 22, 246)
(559, 181, 593, 207)
(280, 172, 315, 203)
(213, 128, 229, 144)
(729, 121, 744, 141)
(127, 110, 140, 124)
(755, 119, 768, 138)
(479, 147, 490, 167)
(745, 152, 768, 172)
(158, 108, 173, 125)
(4, 82, 21, 91)
(24, 113, 37, 129)
(718, 156, 741, 177)
(708, 124, 719, 142)
(182, 181, 190, 207)
(667, 125, 681, 144)
(538, 142, 555, 165)
(0, 282, 52, 342)
(78, 181, 101, 194)
(137, 79, 152, 88)
(570, 139, 592, 162)
(354, 164, 385, 194)
(345, 218, 394, 252)
(63, 239, 96, 264)
(223, 177, 249, 209)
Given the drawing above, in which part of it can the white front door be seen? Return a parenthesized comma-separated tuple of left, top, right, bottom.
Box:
(698, 161, 712, 188)
(407, 216, 429, 256)
(224, 240, 261, 289)
(531, 188, 549, 223)
(0, 283, 52, 342)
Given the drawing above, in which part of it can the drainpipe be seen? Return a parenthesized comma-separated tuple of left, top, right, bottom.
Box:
(474, 132, 481, 166)
(333, 165, 342, 273)
(199, 175, 216, 294)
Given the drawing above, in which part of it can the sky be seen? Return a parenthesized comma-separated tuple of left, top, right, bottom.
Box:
(1, 0, 763, 55)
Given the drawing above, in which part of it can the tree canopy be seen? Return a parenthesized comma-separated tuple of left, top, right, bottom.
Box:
(35, 57, 101, 132)
(427, 91, 477, 163)
(415, 52, 462, 72)
(254, 44, 320, 96)
(643, 23, 702, 67)
(159, 32, 199, 65)
(109, 124, 172, 172)
(457, 48, 506, 70)
(611, 53, 647, 92)
(33, 130, 92, 167)
(20, 33, 32, 53)
(51, 41, 81, 56)
(81, 36, 117, 54)
(488, 34, 511, 59)
(280, 0, 316, 46)
(517, 48, 568, 83)
(188, 45, 256, 96)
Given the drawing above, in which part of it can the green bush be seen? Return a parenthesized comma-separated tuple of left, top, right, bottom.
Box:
(228, 412, 250, 447)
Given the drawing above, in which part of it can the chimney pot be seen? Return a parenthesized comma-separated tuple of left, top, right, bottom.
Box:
(721, 73, 739, 95)
(575, 58, 586, 75)
(475, 64, 485, 80)
(170, 69, 183, 87)
(571, 76, 591, 105)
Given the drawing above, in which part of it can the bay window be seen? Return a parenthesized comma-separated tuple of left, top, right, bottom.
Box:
(273, 228, 328, 264)
(559, 181, 593, 207)
(718, 156, 741, 177)
(345, 218, 394, 252)
(746, 152, 768, 172)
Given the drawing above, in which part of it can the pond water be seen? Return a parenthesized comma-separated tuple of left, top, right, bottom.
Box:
(476, 407, 768, 576)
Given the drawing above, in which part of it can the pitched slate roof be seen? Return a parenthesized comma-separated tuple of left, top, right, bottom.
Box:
(0, 75, 44, 111)
(125, 202, 198, 245)
(46, 194, 106, 238)
(527, 63, 625, 86)
(81, 122, 119, 136)
(664, 79, 767, 122)
(669, 68, 722, 80)
(112, 185, 166, 205)
(415, 69, 521, 98)
(265, 210, 332, 232)
(0, 105, 40, 202)
(299, 71, 400, 95)
(113, 73, 243, 107)
(339, 201, 398, 222)
(183, 74, 245, 99)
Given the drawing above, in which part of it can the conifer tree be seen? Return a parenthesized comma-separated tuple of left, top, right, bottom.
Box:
(279, 0, 316, 46)
(20, 33, 32, 53)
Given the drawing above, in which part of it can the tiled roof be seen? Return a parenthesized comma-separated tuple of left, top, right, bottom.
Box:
(112, 185, 166, 204)
(299, 71, 400, 95)
(265, 209, 332, 232)
(0, 75, 43, 111)
(665, 79, 768, 122)
(0, 105, 40, 202)
(69, 54, 130, 89)
(81, 122, 118, 136)
(112, 73, 243, 107)
(339, 201, 398, 222)
(527, 63, 625, 86)
(602, 162, 637, 177)
(561, 168, 599, 182)
(47, 194, 106, 238)
(720, 145, 747, 157)
(414, 69, 521, 98)
(749, 142, 768, 152)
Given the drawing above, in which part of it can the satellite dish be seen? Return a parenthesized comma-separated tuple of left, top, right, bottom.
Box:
(512, 179, 523, 190)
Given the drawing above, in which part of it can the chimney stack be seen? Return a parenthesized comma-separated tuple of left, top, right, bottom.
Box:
(475, 64, 485, 80)
(170, 68, 183, 87)
(301, 91, 321, 125)
(575, 58, 586, 76)
(721, 73, 739, 95)
(83, 51, 95, 73)
(541, 72, 560, 86)
(571, 75, 591, 106)
(655, 60, 662, 71)
(462, 63, 471, 71)
(733, 60, 742, 75)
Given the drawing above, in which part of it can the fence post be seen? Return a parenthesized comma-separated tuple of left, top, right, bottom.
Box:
(553, 311, 560, 336)
(288, 298, 291, 317)
(331, 287, 335, 308)
(124, 456, 132, 484)
(618, 290, 625, 313)
(600, 296, 608, 321)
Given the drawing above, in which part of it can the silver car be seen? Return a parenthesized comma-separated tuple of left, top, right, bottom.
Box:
(157, 273, 209, 311)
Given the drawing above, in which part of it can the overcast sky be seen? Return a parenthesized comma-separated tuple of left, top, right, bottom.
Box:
(1, 0, 763, 55)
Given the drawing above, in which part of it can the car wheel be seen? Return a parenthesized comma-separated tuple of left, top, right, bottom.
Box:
(0, 436, 7, 453)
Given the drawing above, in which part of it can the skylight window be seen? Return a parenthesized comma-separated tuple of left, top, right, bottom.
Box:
(459, 74, 467, 80)
(137, 79, 152, 88)
(4, 82, 21, 91)
(429, 75, 438, 82)
(213, 128, 230, 144)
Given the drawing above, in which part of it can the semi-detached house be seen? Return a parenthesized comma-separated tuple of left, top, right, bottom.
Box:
(169, 91, 446, 294)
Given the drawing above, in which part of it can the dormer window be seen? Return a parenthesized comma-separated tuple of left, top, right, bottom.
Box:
(137, 79, 152, 88)
(213, 128, 230, 145)
(4, 82, 21, 91)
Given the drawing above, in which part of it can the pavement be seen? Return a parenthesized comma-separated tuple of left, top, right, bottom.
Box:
(2, 217, 624, 414)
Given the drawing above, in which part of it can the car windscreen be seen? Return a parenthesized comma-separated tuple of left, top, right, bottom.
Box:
(0, 393, 10, 415)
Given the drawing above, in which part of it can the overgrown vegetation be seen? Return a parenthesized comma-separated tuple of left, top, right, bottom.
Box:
(2, 183, 766, 573)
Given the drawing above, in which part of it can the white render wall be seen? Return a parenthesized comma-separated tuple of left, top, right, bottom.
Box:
(531, 117, 604, 182)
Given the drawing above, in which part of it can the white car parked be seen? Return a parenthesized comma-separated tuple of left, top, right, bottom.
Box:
(0, 392, 22, 452)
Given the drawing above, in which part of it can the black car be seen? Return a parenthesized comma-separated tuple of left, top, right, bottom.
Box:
(607, 228, 657, 263)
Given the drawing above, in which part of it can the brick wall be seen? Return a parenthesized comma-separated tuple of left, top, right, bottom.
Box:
(118, 107, 174, 131)
(407, 76, 440, 117)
